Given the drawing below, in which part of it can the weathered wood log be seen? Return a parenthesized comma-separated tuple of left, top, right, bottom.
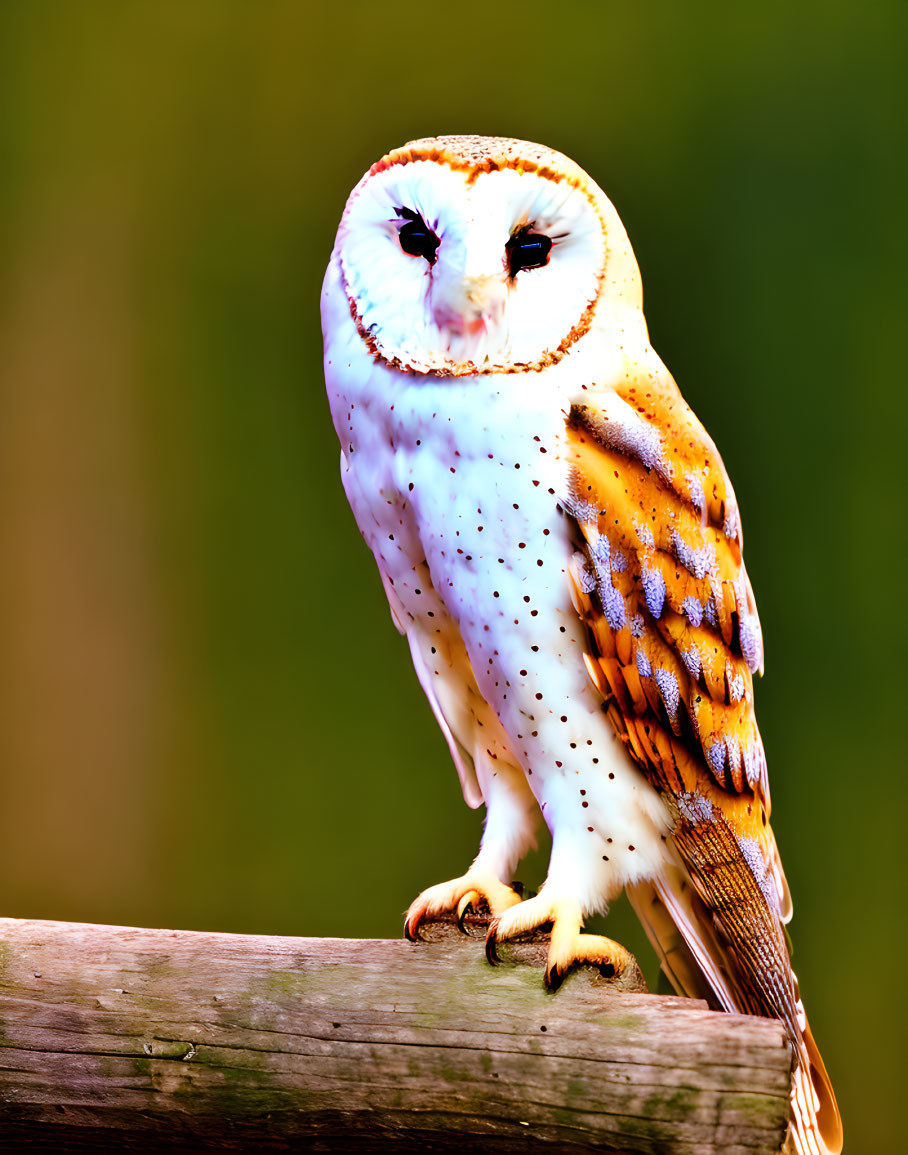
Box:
(0, 916, 792, 1152)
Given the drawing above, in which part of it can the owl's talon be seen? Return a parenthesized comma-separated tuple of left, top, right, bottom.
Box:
(403, 910, 424, 942)
(456, 891, 479, 932)
(404, 870, 523, 941)
(544, 964, 564, 992)
(485, 920, 502, 966)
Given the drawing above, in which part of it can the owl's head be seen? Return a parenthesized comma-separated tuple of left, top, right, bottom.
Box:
(333, 136, 643, 377)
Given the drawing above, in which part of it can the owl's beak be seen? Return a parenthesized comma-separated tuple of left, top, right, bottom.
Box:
(433, 274, 507, 337)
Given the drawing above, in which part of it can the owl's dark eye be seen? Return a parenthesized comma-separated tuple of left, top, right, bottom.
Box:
(394, 207, 440, 266)
(506, 225, 552, 276)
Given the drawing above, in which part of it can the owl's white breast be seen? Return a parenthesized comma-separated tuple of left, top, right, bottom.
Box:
(322, 255, 670, 911)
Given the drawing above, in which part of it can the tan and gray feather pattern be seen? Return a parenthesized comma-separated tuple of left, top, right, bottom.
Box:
(563, 367, 841, 1155)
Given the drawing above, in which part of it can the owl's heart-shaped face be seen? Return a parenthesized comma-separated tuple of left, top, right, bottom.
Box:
(336, 144, 611, 377)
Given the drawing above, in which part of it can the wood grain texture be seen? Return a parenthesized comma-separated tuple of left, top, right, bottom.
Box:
(0, 917, 792, 1151)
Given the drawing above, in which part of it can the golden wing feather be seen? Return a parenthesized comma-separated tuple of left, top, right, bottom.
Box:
(563, 370, 841, 1155)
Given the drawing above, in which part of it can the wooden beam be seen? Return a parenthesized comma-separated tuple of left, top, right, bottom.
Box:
(0, 916, 791, 1151)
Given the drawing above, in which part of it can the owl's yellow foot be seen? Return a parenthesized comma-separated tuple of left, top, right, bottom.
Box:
(404, 869, 523, 941)
(486, 893, 632, 990)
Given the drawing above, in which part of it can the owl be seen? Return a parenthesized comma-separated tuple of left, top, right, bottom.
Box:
(321, 136, 842, 1155)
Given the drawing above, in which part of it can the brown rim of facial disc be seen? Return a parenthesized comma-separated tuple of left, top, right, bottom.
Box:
(340, 136, 609, 378)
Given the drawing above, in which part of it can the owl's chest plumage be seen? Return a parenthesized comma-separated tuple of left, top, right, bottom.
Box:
(328, 298, 574, 646)
(362, 379, 569, 621)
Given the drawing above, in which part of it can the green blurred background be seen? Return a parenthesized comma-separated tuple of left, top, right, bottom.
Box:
(0, 1, 903, 1148)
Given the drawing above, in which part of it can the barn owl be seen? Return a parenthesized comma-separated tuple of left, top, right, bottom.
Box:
(321, 136, 842, 1155)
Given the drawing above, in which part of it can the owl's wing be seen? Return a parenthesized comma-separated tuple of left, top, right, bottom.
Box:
(563, 377, 840, 1154)
(339, 448, 485, 807)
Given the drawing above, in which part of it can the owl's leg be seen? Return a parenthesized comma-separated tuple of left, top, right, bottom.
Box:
(404, 758, 540, 940)
(485, 833, 632, 990)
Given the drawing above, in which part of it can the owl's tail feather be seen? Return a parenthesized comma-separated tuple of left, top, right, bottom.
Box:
(626, 873, 843, 1155)
(784, 1006, 842, 1155)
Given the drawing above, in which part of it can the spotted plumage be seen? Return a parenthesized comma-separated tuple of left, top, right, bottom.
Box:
(321, 135, 842, 1155)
